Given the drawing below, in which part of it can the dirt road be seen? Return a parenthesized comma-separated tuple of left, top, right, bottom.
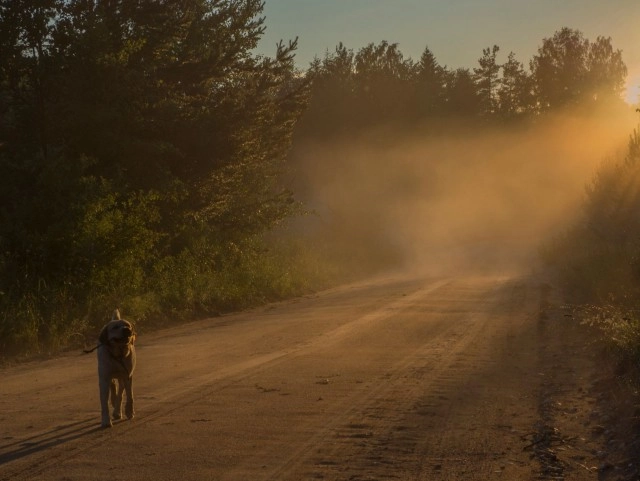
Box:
(0, 275, 624, 480)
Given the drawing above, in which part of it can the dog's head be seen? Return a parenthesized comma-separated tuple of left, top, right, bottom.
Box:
(99, 318, 136, 346)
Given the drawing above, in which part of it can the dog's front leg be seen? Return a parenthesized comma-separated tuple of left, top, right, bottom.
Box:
(111, 379, 123, 420)
(99, 376, 113, 428)
(123, 376, 135, 420)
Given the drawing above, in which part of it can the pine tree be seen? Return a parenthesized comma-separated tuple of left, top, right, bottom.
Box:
(473, 45, 500, 116)
(414, 45, 446, 116)
(497, 52, 534, 118)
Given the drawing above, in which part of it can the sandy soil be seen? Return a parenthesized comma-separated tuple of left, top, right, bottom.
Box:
(0, 274, 636, 480)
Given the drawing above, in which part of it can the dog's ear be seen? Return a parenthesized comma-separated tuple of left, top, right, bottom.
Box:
(99, 323, 110, 345)
(130, 324, 137, 344)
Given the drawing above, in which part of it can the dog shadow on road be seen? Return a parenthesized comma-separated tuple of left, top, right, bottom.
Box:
(0, 417, 101, 466)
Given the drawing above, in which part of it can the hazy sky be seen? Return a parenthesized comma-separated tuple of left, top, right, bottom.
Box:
(256, 0, 640, 103)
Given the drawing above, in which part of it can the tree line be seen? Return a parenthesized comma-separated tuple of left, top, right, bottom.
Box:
(0, 0, 634, 358)
(298, 28, 628, 137)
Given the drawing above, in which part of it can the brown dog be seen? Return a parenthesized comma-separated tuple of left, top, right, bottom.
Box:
(96, 309, 136, 428)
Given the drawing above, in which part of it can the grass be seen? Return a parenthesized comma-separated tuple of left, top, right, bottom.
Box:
(575, 304, 640, 371)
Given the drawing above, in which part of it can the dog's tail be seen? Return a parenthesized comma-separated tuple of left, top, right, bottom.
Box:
(112, 308, 121, 321)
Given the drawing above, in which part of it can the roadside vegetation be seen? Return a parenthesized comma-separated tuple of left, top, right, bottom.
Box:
(543, 125, 640, 371)
(0, 0, 636, 360)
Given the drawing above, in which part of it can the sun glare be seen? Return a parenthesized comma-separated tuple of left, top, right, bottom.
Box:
(626, 72, 640, 105)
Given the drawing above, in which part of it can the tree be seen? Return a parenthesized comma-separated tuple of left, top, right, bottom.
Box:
(352, 41, 415, 122)
(0, 0, 63, 158)
(311, 42, 355, 85)
(354, 40, 413, 83)
(302, 43, 356, 136)
(473, 45, 500, 116)
(497, 51, 534, 118)
(445, 68, 481, 116)
(414, 45, 447, 116)
(530, 27, 627, 109)
(530, 27, 590, 108)
(586, 35, 627, 103)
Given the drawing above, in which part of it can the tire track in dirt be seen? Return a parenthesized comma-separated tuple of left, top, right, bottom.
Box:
(243, 278, 524, 481)
(409, 279, 538, 481)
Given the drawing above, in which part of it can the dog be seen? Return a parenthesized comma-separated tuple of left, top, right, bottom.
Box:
(92, 309, 137, 428)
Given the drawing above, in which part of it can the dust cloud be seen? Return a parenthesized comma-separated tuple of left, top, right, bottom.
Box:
(291, 106, 638, 277)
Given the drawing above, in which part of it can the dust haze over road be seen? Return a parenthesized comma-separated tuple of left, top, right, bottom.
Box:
(293, 106, 637, 275)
